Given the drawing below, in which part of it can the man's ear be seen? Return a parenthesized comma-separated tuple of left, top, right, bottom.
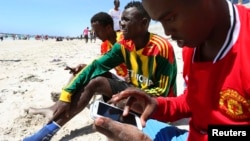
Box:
(142, 18, 150, 29)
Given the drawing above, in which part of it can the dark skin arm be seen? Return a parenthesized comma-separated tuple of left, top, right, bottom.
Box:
(94, 117, 152, 141)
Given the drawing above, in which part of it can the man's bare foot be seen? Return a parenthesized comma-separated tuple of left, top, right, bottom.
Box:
(24, 107, 54, 119)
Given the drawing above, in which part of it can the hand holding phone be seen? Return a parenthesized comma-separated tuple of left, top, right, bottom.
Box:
(90, 100, 142, 130)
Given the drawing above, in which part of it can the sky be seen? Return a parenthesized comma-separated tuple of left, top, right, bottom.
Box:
(0, 0, 135, 37)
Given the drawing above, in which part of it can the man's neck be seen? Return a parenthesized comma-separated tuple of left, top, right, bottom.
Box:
(114, 7, 119, 11)
(109, 31, 117, 45)
(133, 32, 150, 50)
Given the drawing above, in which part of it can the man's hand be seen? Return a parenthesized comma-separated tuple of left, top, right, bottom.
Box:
(109, 87, 158, 127)
(49, 100, 71, 122)
(65, 64, 87, 75)
(94, 117, 152, 141)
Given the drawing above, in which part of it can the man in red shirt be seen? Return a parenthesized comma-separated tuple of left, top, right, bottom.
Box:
(93, 0, 250, 141)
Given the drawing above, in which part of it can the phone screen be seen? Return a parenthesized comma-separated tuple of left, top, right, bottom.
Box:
(97, 102, 137, 126)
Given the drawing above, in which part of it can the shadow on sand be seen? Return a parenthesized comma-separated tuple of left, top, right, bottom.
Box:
(58, 124, 96, 141)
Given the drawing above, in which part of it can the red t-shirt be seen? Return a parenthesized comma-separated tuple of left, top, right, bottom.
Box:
(83, 28, 89, 36)
(100, 32, 128, 77)
(152, 4, 250, 141)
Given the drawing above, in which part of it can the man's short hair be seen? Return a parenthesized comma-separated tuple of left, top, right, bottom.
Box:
(91, 12, 114, 29)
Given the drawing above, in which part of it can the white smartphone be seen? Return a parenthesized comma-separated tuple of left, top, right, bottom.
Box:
(90, 100, 142, 130)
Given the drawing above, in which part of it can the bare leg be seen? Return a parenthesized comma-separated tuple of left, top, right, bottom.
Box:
(25, 102, 59, 119)
(24, 91, 61, 119)
(26, 106, 54, 119)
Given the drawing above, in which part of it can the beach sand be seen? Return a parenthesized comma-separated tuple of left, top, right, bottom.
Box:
(0, 23, 188, 141)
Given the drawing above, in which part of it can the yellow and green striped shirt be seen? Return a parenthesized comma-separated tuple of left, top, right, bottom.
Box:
(60, 33, 177, 102)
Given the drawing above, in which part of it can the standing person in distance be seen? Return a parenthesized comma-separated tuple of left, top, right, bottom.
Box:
(109, 0, 122, 32)
(83, 27, 90, 43)
(90, 29, 96, 43)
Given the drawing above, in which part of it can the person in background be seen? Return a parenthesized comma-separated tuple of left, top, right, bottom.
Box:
(83, 27, 89, 43)
(23, 1, 177, 140)
(90, 29, 96, 43)
(0, 33, 3, 41)
(109, 0, 122, 32)
(93, 0, 250, 141)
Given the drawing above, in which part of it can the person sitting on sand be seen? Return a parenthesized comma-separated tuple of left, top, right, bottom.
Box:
(23, 1, 177, 141)
(26, 11, 128, 119)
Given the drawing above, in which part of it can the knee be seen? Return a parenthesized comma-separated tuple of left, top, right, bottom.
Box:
(84, 76, 110, 96)
(87, 76, 107, 88)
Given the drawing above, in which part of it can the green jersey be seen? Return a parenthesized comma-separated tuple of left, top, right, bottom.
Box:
(60, 33, 177, 102)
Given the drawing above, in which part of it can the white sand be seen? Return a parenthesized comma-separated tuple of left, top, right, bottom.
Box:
(0, 24, 188, 141)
